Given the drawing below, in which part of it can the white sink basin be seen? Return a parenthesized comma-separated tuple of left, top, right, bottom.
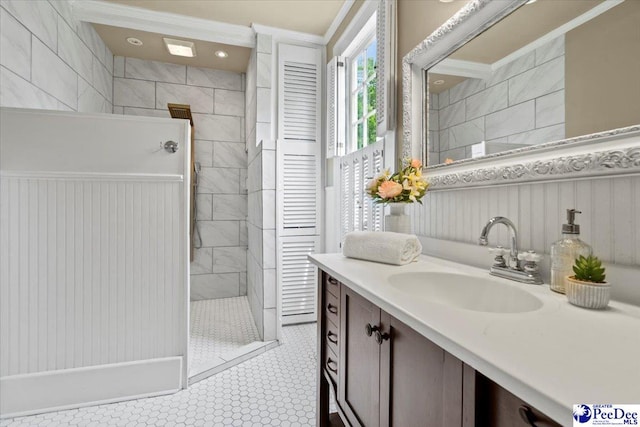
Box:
(388, 272, 543, 313)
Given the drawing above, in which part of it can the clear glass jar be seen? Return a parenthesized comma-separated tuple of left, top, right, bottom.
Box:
(550, 234, 592, 294)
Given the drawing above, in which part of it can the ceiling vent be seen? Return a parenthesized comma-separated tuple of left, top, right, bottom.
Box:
(163, 38, 196, 57)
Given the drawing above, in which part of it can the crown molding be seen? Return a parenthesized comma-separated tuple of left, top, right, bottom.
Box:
(251, 24, 324, 46)
(323, 0, 356, 45)
(70, 0, 255, 48)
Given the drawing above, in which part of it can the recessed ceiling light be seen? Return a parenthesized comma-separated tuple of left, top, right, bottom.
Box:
(434, 79, 445, 85)
(438, 0, 455, 3)
(526, 0, 537, 4)
(126, 37, 143, 46)
(163, 38, 196, 58)
(215, 50, 229, 58)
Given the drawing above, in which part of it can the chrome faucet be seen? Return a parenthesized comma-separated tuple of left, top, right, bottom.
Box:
(479, 216, 519, 268)
(479, 216, 542, 285)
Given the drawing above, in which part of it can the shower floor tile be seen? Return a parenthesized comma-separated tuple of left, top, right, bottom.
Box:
(1, 324, 319, 427)
(189, 296, 261, 376)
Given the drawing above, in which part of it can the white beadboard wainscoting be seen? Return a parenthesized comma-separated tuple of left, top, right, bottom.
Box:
(412, 174, 640, 305)
(0, 177, 184, 372)
(0, 109, 191, 417)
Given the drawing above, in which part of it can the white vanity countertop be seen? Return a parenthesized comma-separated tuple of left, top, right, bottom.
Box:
(309, 253, 640, 426)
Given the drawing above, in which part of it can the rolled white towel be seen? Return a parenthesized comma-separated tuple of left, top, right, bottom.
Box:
(342, 231, 422, 265)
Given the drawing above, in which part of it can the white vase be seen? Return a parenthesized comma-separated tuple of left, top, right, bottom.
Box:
(565, 276, 611, 309)
(385, 203, 412, 234)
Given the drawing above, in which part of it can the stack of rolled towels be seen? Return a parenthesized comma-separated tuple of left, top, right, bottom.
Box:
(342, 231, 422, 266)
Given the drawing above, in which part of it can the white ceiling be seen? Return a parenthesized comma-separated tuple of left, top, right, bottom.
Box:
(93, 24, 252, 73)
(90, 0, 348, 72)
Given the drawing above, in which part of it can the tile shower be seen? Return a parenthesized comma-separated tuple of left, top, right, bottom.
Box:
(111, 56, 259, 377)
(1, 0, 268, 386)
(112, 56, 248, 301)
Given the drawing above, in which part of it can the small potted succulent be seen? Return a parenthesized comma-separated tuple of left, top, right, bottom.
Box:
(566, 255, 610, 309)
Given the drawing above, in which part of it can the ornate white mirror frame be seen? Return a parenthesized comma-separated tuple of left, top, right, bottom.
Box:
(402, 0, 640, 189)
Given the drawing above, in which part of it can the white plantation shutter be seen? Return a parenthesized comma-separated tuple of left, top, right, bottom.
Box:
(282, 153, 317, 231)
(280, 236, 319, 319)
(282, 61, 318, 142)
(326, 56, 346, 158)
(360, 149, 383, 232)
(352, 157, 361, 230)
(339, 139, 384, 242)
(362, 154, 370, 230)
(340, 159, 352, 243)
(371, 147, 384, 230)
(277, 43, 322, 324)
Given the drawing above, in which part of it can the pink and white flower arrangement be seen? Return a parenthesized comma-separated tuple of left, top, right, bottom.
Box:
(366, 158, 429, 204)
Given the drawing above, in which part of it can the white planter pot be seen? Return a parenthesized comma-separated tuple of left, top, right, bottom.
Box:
(385, 203, 412, 234)
(565, 276, 610, 309)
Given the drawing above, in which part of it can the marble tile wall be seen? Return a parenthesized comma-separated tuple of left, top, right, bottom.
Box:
(112, 56, 247, 301)
(246, 33, 277, 341)
(0, 0, 113, 113)
(429, 35, 565, 165)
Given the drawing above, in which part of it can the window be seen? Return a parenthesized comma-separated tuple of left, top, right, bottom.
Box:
(340, 28, 382, 238)
(349, 38, 377, 152)
(327, 6, 385, 247)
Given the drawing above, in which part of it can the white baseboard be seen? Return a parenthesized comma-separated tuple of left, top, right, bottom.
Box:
(0, 357, 183, 419)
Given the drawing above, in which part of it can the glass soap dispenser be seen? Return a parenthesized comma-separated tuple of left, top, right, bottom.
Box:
(550, 209, 593, 293)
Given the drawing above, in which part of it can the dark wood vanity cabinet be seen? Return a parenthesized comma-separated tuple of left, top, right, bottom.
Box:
(378, 310, 475, 427)
(318, 272, 471, 427)
(340, 286, 471, 427)
(339, 285, 381, 426)
(317, 270, 561, 427)
(475, 373, 562, 427)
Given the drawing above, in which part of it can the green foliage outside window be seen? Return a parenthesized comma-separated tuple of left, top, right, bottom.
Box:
(354, 40, 377, 151)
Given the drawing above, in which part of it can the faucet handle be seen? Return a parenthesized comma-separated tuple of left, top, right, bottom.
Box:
(488, 246, 507, 256)
(488, 246, 505, 255)
(518, 250, 542, 276)
(517, 250, 542, 263)
(488, 246, 507, 268)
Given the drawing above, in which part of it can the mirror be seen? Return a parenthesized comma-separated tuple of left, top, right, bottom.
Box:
(421, 0, 640, 167)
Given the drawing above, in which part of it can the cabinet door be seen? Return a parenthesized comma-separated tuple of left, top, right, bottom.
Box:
(339, 286, 381, 427)
(475, 373, 561, 427)
(379, 311, 466, 427)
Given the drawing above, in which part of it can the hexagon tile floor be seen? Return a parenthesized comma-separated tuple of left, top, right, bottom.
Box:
(190, 297, 261, 376)
(0, 323, 318, 427)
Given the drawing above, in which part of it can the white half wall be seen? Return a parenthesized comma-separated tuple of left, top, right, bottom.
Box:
(0, 108, 190, 416)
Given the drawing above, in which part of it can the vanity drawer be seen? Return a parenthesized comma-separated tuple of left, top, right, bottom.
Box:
(325, 319, 339, 356)
(324, 346, 339, 385)
(324, 273, 341, 297)
(324, 287, 340, 325)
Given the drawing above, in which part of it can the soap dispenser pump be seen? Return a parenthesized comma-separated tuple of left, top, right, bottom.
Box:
(550, 209, 593, 293)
